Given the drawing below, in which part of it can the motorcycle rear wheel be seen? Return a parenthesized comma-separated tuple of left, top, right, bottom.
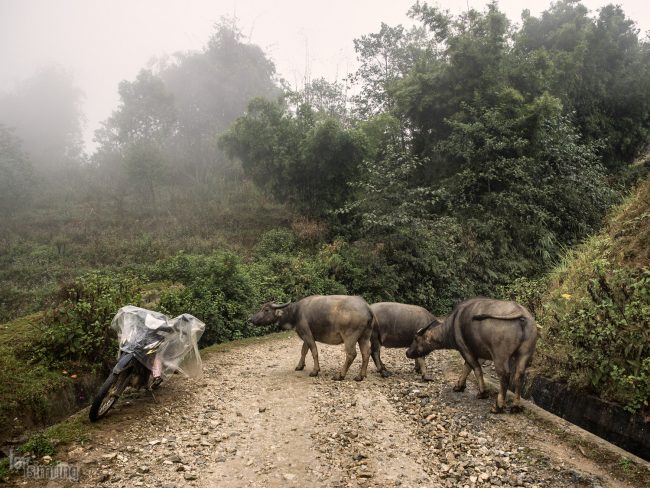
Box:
(89, 371, 130, 422)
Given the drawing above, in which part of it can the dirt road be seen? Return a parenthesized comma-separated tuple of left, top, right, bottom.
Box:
(23, 333, 648, 487)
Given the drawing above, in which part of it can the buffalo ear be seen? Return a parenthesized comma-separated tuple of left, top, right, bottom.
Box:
(274, 309, 285, 318)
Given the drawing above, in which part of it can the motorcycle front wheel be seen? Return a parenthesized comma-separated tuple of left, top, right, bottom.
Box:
(89, 370, 131, 422)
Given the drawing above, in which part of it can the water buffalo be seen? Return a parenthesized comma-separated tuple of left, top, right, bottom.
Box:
(406, 298, 537, 413)
(370, 302, 436, 380)
(250, 295, 375, 381)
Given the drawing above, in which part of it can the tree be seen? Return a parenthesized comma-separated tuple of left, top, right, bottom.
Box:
(161, 20, 280, 183)
(516, 0, 650, 167)
(351, 22, 434, 118)
(123, 141, 166, 209)
(336, 2, 619, 302)
(97, 70, 178, 147)
(93, 70, 176, 209)
(0, 65, 85, 175)
(220, 97, 368, 217)
(391, 2, 512, 159)
(0, 125, 33, 216)
(433, 89, 614, 283)
(289, 78, 349, 122)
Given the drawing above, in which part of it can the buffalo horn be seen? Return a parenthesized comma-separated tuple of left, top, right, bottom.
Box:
(271, 301, 291, 309)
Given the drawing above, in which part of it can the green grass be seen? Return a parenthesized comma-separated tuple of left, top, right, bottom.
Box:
(45, 414, 90, 445)
(0, 458, 9, 480)
(0, 314, 70, 436)
(17, 432, 55, 457)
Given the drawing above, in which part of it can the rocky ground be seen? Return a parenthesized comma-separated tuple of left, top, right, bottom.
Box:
(8, 334, 649, 487)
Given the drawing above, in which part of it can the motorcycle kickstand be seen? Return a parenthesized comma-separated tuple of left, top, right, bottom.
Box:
(148, 388, 159, 403)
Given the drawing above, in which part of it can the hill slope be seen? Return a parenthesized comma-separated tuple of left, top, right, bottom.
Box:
(530, 169, 650, 413)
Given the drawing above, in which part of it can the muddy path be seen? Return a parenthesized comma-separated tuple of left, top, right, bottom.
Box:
(16, 334, 649, 487)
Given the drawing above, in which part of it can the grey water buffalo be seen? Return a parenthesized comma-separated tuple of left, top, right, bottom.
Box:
(370, 302, 437, 380)
(406, 298, 537, 413)
(250, 295, 375, 381)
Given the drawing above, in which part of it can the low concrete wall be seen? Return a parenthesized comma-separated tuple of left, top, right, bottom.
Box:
(525, 376, 650, 461)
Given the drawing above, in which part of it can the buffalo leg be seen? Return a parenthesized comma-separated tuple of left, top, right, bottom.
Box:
(491, 356, 515, 413)
(308, 341, 320, 377)
(416, 358, 433, 381)
(355, 332, 371, 382)
(457, 349, 488, 398)
(370, 333, 389, 377)
(334, 340, 357, 381)
(491, 360, 510, 413)
(295, 341, 309, 371)
(490, 373, 509, 414)
(473, 366, 488, 399)
(453, 362, 472, 392)
(509, 355, 530, 413)
(300, 336, 319, 377)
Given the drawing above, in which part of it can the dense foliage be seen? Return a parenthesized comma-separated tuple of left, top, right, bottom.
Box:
(221, 1, 640, 305)
(32, 272, 141, 368)
(0, 125, 32, 216)
(220, 98, 368, 217)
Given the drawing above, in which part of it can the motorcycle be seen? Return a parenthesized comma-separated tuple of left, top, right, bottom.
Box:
(89, 306, 205, 422)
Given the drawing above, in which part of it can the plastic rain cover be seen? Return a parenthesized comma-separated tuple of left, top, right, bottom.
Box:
(111, 305, 205, 380)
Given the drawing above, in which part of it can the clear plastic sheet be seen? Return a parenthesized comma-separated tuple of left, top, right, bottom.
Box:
(111, 305, 205, 380)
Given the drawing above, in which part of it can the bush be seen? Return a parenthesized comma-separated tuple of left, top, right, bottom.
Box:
(17, 433, 55, 457)
(500, 276, 548, 317)
(539, 262, 650, 413)
(324, 222, 478, 315)
(154, 251, 259, 345)
(249, 244, 347, 303)
(32, 272, 141, 368)
(252, 228, 299, 257)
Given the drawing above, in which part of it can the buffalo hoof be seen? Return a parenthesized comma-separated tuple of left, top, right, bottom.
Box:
(332, 373, 345, 381)
(354, 375, 365, 382)
(509, 405, 524, 414)
(452, 384, 466, 392)
(476, 391, 490, 399)
(295, 365, 305, 371)
(379, 369, 391, 378)
(490, 405, 505, 414)
(421, 374, 434, 382)
(309, 370, 319, 377)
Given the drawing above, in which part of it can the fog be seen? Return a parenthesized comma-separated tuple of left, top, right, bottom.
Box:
(2, 0, 648, 154)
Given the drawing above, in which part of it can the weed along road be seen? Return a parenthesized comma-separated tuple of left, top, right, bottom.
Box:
(23, 334, 647, 488)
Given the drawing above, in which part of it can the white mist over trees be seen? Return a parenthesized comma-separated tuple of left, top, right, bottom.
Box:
(0, 65, 85, 178)
(91, 22, 280, 213)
